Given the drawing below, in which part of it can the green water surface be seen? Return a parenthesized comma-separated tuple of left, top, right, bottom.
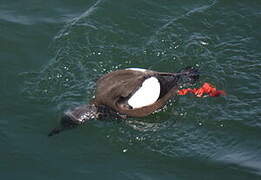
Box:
(1, 0, 261, 179)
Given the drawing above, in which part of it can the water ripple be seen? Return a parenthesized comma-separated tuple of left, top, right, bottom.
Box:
(22, 0, 261, 177)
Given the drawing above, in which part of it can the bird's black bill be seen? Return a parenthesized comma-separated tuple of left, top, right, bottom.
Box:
(48, 127, 64, 137)
(48, 114, 79, 137)
(48, 104, 99, 137)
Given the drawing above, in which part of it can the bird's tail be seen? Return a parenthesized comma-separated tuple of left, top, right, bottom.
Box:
(176, 67, 226, 97)
(176, 66, 200, 86)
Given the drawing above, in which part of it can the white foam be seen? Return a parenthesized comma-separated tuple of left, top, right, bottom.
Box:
(128, 77, 160, 108)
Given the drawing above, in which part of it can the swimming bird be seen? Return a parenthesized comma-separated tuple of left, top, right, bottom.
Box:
(48, 67, 199, 136)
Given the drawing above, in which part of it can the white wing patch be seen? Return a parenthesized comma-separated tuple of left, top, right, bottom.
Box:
(128, 77, 161, 108)
(126, 68, 147, 72)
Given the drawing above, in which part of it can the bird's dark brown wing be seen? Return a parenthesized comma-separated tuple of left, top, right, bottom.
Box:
(94, 69, 152, 110)
(93, 69, 180, 117)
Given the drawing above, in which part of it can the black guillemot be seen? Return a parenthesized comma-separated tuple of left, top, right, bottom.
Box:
(48, 67, 199, 136)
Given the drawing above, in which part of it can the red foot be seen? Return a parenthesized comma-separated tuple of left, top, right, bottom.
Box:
(178, 83, 226, 97)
